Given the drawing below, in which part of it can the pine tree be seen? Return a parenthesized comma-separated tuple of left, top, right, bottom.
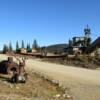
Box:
(32, 39, 38, 49)
(3, 44, 9, 54)
(69, 39, 73, 47)
(16, 41, 19, 53)
(27, 43, 31, 52)
(9, 42, 13, 52)
(26, 43, 29, 50)
(21, 40, 25, 48)
(28, 43, 31, 50)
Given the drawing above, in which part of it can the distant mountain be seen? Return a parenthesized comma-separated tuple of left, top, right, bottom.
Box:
(46, 44, 68, 53)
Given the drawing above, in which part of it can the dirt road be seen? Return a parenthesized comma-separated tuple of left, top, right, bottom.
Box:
(26, 59, 100, 100)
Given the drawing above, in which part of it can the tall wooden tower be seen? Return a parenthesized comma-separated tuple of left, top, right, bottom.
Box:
(84, 25, 91, 46)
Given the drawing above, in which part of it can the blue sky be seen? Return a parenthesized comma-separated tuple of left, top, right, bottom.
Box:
(0, 0, 100, 49)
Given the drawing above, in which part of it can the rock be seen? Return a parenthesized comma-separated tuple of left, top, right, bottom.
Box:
(54, 94, 61, 98)
(16, 86, 20, 89)
(63, 93, 71, 99)
(63, 94, 67, 98)
(52, 80, 59, 85)
(43, 76, 48, 80)
(4, 81, 8, 85)
(9, 84, 13, 88)
(67, 95, 71, 98)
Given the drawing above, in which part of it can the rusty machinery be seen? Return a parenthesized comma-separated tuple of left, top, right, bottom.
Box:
(0, 56, 27, 83)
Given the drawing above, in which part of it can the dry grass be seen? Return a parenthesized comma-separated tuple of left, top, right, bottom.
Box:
(0, 71, 71, 100)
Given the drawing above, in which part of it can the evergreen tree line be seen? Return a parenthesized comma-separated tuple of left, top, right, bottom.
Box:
(3, 39, 39, 54)
(3, 42, 13, 54)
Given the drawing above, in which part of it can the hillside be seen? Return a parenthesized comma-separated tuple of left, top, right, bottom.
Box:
(46, 44, 68, 53)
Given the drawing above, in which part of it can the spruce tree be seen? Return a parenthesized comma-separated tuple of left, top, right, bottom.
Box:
(27, 43, 31, 52)
(16, 41, 19, 53)
(32, 39, 38, 49)
(9, 42, 13, 52)
(28, 43, 31, 50)
(26, 43, 29, 50)
(3, 44, 8, 54)
(21, 40, 25, 48)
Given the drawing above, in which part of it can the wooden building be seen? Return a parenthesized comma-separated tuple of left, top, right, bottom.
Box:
(20, 48, 27, 54)
(31, 48, 37, 53)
